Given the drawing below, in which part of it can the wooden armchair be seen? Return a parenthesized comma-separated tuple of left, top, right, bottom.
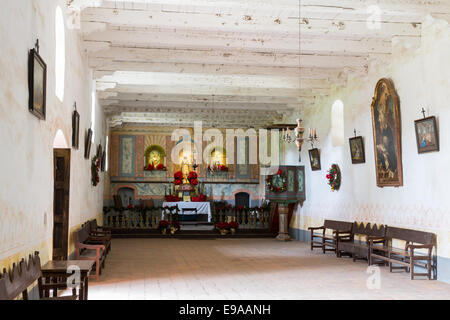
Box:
(0, 252, 77, 300)
(74, 226, 106, 281)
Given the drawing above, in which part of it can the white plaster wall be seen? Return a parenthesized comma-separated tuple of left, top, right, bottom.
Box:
(286, 16, 450, 259)
(0, 0, 105, 267)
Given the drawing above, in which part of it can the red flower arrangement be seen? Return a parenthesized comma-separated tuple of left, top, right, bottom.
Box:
(216, 222, 229, 230)
(158, 220, 169, 229)
(187, 171, 198, 186)
(208, 164, 229, 172)
(171, 221, 180, 230)
(191, 194, 207, 202)
(229, 221, 239, 229)
(145, 163, 166, 171)
(165, 195, 181, 202)
(174, 171, 183, 185)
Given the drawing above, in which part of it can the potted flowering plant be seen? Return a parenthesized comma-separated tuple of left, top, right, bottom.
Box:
(228, 221, 239, 234)
(170, 221, 180, 235)
(144, 163, 155, 171)
(216, 222, 230, 235)
(158, 220, 169, 234)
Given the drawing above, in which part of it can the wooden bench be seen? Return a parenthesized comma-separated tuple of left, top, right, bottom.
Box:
(0, 252, 77, 300)
(369, 226, 436, 280)
(74, 225, 106, 281)
(308, 220, 353, 254)
(337, 222, 387, 263)
(86, 219, 112, 255)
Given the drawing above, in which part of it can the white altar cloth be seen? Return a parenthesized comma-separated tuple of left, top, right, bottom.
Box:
(162, 202, 211, 221)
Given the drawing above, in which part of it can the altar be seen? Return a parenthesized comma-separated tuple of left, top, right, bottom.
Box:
(162, 202, 212, 222)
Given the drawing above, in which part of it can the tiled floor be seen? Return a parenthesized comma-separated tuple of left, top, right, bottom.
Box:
(86, 238, 450, 300)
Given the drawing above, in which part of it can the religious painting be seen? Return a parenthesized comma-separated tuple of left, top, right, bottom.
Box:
(308, 148, 321, 171)
(72, 110, 80, 149)
(370, 78, 403, 187)
(101, 150, 106, 172)
(28, 48, 47, 120)
(349, 136, 365, 164)
(414, 116, 439, 153)
(84, 128, 92, 159)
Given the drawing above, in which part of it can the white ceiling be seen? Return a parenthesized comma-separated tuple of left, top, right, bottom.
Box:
(69, 0, 450, 128)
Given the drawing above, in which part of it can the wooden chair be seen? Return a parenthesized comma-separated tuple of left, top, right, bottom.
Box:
(74, 225, 106, 281)
(337, 222, 387, 263)
(308, 220, 353, 254)
(0, 252, 77, 300)
(369, 226, 436, 280)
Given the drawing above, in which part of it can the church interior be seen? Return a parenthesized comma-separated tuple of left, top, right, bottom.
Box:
(1, 0, 450, 301)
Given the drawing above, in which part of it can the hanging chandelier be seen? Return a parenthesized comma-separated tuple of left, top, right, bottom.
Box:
(282, 118, 305, 162)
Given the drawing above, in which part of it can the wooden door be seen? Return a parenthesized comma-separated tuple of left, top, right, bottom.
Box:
(53, 149, 70, 260)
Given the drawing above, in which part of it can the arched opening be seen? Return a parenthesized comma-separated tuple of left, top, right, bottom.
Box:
(235, 192, 250, 208)
(331, 99, 344, 147)
(55, 6, 65, 102)
(53, 129, 69, 149)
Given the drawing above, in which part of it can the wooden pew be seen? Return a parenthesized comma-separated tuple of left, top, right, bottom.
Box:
(74, 225, 106, 281)
(0, 252, 77, 300)
(369, 226, 436, 280)
(337, 222, 387, 263)
(308, 220, 353, 254)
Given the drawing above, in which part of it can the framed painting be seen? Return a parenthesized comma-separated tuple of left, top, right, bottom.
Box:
(84, 128, 92, 159)
(28, 48, 47, 120)
(72, 110, 80, 149)
(349, 136, 365, 164)
(101, 150, 106, 172)
(96, 144, 103, 159)
(370, 78, 403, 187)
(414, 116, 439, 153)
(308, 148, 321, 171)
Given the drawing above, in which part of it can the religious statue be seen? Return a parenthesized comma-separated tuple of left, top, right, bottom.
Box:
(181, 156, 191, 184)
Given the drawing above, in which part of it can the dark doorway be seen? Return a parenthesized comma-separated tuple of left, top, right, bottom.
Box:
(235, 192, 250, 207)
(53, 149, 70, 260)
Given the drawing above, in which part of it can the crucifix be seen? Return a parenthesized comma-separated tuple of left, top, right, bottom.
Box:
(421, 107, 426, 118)
(35, 39, 40, 53)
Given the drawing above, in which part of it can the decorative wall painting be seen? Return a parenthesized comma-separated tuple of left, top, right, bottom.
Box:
(370, 78, 403, 187)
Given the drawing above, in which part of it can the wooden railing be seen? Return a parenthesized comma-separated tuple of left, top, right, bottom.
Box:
(103, 205, 272, 230)
(103, 206, 182, 228)
(212, 207, 273, 229)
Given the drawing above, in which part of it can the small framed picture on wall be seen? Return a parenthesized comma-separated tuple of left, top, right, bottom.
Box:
(308, 148, 321, 171)
(349, 136, 365, 164)
(85, 128, 92, 159)
(28, 48, 47, 120)
(414, 116, 439, 153)
(72, 110, 80, 149)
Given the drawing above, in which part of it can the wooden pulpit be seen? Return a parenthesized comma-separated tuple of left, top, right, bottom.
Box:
(265, 166, 306, 240)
